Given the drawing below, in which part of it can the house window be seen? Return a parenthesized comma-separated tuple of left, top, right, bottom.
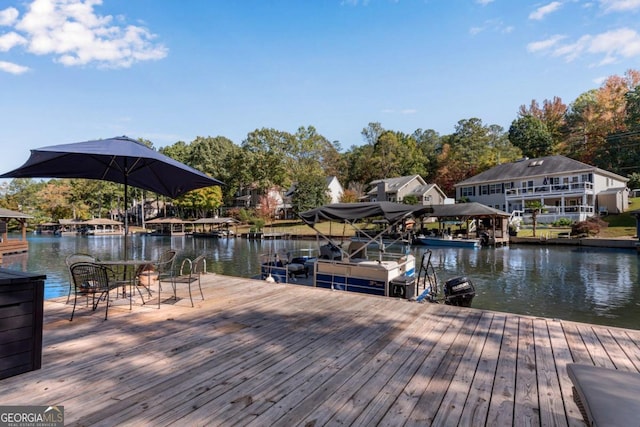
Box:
(489, 184, 502, 194)
(481, 185, 489, 195)
(521, 181, 533, 193)
(461, 187, 474, 197)
(424, 195, 432, 202)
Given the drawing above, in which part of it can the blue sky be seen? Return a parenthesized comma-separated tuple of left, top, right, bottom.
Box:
(1, 0, 640, 175)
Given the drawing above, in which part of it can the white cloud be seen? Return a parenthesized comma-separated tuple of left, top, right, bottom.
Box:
(528, 28, 640, 65)
(0, 60, 30, 74)
(588, 27, 640, 62)
(3, 0, 167, 69)
(600, 0, 640, 12)
(527, 35, 566, 52)
(0, 32, 27, 51)
(469, 19, 513, 36)
(381, 108, 417, 115)
(529, 2, 563, 20)
(476, 0, 495, 5)
(0, 7, 19, 26)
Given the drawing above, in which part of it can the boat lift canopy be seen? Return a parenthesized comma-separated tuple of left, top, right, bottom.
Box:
(299, 202, 434, 260)
(299, 202, 434, 226)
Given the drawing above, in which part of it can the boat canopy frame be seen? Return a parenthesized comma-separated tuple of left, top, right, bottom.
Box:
(299, 202, 434, 261)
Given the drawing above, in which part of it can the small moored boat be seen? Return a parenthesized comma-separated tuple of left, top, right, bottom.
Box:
(414, 233, 480, 248)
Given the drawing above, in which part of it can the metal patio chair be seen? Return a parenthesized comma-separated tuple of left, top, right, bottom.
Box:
(171, 255, 206, 307)
(65, 253, 96, 304)
(69, 262, 119, 321)
(145, 250, 177, 307)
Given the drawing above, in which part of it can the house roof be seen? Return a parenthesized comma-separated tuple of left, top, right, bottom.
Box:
(367, 175, 425, 195)
(145, 217, 189, 224)
(192, 217, 239, 224)
(454, 155, 628, 187)
(59, 219, 84, 225)
(406, 183, 446, 198)
(83, 218, 123, 226)
(0, 208, 33, 220)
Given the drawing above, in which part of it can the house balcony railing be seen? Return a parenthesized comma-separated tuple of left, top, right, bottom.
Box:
(505, 182, 594, 199)
(513, 204, 595, 224)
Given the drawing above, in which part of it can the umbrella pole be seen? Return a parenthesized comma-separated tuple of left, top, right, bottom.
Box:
(124, 175, 129, 260)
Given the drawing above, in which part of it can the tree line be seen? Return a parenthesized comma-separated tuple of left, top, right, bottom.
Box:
(2, 69, 640, 225)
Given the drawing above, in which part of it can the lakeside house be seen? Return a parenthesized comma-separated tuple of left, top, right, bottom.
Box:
(454, 155, 629, 223)
(236, 176, 345, 219)
(363, 175, 450, 206)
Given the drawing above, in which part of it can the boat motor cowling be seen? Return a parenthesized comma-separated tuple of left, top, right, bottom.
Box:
(444, 276, 476, 307)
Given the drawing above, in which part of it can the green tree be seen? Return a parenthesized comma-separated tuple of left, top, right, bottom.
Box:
(625, 84, 640, 131)
(361, 122, 385, 145)
(518, 96, 568, 151)
(413, 128, 442, 182)
(290, 172, 330, 214)
(174, 186, 223, 218)
(628, 172, 640, 190)
(36, 181, 74, 220)
(508, 115, 554, 158)
(241, 128, 292, 192)
(343, 144, 376, 187)
(564, 90, 600, 163)
(2, 178, 43, 212)
(402, 195, 419, 205)
(436, 118, 498, 194)
(159, 140, 192, 164)
(187, 136, 237, 181)
(526, 200, 544, 237)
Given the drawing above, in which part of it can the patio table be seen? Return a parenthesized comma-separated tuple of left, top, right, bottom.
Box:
(97, 259, 157, 310)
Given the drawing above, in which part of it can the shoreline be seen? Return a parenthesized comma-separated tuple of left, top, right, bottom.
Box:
(510, 235, 639, 249)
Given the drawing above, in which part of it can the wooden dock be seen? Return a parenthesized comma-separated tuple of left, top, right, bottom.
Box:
(2, 273, 639, 426)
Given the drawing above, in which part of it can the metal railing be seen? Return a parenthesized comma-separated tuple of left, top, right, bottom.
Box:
(505, 182, 594, 198)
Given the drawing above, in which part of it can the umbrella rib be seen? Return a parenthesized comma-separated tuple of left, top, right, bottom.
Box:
(100, 155, 124, 181)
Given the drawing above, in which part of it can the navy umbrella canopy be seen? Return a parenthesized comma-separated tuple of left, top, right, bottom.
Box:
(0, 136, 223, 198)
(0, 136, 224, 237)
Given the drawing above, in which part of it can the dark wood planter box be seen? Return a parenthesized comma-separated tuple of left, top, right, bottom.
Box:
(0, 268, 46, 379)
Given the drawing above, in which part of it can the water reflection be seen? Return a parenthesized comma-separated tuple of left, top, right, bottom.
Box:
(2, 234, 639, 329)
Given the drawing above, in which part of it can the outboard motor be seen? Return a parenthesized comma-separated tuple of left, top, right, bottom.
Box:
(444, 276, 476, 307)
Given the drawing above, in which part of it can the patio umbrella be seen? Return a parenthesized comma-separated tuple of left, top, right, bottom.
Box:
(0, 136, 224, 254)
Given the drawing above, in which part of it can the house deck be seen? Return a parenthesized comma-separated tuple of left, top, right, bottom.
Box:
(2, 273, 640, 426)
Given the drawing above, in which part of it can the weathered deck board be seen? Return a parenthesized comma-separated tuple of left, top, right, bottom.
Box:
(1, 272, 638, 426)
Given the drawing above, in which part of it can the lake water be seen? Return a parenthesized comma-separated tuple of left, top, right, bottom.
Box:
(3, 233, 640, 330)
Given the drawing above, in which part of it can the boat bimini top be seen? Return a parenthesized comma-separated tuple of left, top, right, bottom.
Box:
(299, 202, 434, 260)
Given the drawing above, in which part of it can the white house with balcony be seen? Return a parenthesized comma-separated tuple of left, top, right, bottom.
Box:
(454, 155, 629, 223)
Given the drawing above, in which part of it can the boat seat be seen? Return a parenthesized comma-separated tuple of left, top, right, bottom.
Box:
(287, 263, 307, 278)
(348, 241, 368, 259)
(567, 363, 640, 427)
